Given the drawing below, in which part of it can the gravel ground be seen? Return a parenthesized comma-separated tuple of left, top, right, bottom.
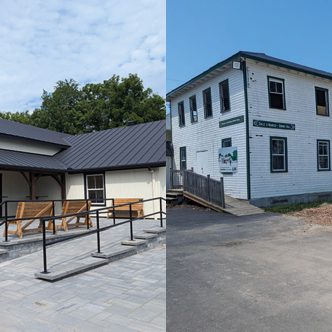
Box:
(290, 203, 332, 225)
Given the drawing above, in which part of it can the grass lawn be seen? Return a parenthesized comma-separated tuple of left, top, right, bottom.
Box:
(265, 201, 326, 214)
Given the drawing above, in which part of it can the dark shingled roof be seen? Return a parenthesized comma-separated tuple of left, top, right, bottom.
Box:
(0, 120, 166, 172)
(0, 119, 70, 147)
(57, 120, 166, 172)
(167, 51, 332, 99)
(0, 149, 67, 172)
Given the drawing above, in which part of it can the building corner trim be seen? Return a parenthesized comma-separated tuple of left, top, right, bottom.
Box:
(242, 59, 251, 200)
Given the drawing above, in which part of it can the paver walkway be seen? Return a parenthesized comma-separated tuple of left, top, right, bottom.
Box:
(0, 219, 166, 331)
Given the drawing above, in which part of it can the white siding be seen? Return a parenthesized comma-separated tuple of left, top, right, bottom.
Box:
(66, 168, 166, 217)
(171, 68, 248, 198)
(247, 59, 332, 199)
(0, 136, 61, 156)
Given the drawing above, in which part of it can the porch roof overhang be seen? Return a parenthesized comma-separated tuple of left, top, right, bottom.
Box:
(0, 149, 67, 173)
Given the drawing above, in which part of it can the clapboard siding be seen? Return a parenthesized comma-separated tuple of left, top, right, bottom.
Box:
(247, 59, 332, 199)
(171, 68, 248, 199)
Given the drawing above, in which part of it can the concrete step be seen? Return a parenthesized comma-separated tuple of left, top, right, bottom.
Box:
(91, 246, 136, 261)
(167, 192, 183, 198)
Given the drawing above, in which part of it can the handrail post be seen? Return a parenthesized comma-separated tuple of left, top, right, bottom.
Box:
(220, 177, 225, 208)
(159, 197, 163, 228)
(86, 200, 89, 230)
(5, 202, 8, 242)
(129, 203, 133, 241)
(96, 210, 101, 253)
(207, 174, 211, 202)
(42, 219, 48, 274)
(112, 198, 116, 225)
(52, 201, 56, 235)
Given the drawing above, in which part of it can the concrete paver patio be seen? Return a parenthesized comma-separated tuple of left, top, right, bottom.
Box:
(0, 219, 165, 331)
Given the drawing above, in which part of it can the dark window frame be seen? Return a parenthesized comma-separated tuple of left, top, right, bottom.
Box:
(315, 87, 329, 117)
(222, 138, 232, 148)
(219, 79, 231, 112)
(267, 76, 286, 110)
(317, 139, 331, 171)
(270, 137, 288, 173)
(189, 95, 198, 123)
(84, 172, 106, 206)
(180, 147, 187, 170)
(178, 101, 185, 127)
(203, 87, 213, 118)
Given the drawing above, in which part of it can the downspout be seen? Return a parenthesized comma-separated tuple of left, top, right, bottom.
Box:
(241, 59, 251, 200)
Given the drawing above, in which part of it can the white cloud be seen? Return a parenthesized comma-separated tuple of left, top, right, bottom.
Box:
(0, 0, 166, 111)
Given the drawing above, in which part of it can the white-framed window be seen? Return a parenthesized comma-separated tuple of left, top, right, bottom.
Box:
(180, 147, 187, 170)
(268, 76, 286, 110)
(317, 140, 330, 171)
(270, 137, 287, 172)
(189, 95, 198, 123)
(315, 87, 329, 116)
(85, 174, 105, 205)
(178, 101, 185, 127)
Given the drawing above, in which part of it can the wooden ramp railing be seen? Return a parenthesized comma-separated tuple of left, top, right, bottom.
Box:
(183, 170, 225, 209)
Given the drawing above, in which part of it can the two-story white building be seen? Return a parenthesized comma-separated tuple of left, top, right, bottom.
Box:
(167, 51, 332, 207)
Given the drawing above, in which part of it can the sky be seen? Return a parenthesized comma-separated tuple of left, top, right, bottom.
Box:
(167, 0, 332, 93)
(0, 0, 165, 112)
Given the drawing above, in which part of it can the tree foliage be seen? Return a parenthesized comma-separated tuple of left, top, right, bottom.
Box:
(0, 74, 165, 134)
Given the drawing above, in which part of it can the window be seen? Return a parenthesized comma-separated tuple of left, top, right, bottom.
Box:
(270, 137, 287, 172)
(178, 101, 185, 127)
(203, 87, 213, 118)
(85, 174, 105, 205)
(219, 79, 230, 112)
(180, 147, 187, 170)
(268, 77, 285, 110)
(317, 140, 330, 171)
(222, 138, 232, 148)
(315, 87, 329, 116)
(189, 95, 198, 123)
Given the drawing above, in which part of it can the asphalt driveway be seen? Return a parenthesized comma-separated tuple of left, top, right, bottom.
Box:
(167, 205, 332, 332)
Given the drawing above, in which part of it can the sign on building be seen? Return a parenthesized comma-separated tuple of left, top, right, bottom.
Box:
(219, 146, 238, 173)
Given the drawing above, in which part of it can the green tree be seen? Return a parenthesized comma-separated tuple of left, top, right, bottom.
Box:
(0, 111, 31, 124)
(31, 79, 84, 134)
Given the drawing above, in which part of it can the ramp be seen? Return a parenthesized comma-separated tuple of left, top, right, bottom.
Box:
(223, 195, 264, 216)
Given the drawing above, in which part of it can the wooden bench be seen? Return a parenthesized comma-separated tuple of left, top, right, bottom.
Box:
(4, 201, 54, 239)
(59, 200, 93, 231)
(108, 198, 144, 219)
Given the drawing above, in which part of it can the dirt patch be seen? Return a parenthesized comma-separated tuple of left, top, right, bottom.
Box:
(290, 203, 332, 225)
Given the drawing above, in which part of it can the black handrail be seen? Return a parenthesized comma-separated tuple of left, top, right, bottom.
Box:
(39, 197, 166, 274)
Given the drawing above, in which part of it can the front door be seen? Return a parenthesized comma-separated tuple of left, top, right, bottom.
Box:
(196, 150, 209, 175)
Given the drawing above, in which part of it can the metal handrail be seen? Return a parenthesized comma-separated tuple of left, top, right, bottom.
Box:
(39, 197, 166, 274)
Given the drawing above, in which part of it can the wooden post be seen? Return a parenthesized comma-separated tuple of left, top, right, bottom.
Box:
(30, 173, 37, 200)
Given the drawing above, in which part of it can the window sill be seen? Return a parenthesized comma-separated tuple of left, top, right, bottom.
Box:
(269, 107, 286, 111)
(271, 170, 288, 173)
(316, 113, 330, 117)
(317, 169, 331, 172)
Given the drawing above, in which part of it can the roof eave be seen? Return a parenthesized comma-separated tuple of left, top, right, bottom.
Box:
(67, 161, 166, 174)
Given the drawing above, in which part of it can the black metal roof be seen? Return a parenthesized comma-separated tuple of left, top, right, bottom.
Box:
(0, 149, 67, 172)
(166, 51, 332, 99)
(57, 120, 166, 172)
(0, 120, 166, 173)
(0, 119, 70, 147)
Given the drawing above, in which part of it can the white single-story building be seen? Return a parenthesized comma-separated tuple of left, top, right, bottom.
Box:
(0, 119, 166, 216)
(167, 51, 332, 207)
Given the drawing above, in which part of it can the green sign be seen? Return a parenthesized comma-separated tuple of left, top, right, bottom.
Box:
(219, 115, 244, 128)
(253, 119, 295, 130)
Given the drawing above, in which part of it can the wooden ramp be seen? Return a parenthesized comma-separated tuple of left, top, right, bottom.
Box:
(184, 191, 264, 216)
(223, 195, 264, 216)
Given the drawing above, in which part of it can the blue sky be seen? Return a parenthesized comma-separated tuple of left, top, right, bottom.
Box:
(167, 0, 332, 92)
(0, 0, 165, 111)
